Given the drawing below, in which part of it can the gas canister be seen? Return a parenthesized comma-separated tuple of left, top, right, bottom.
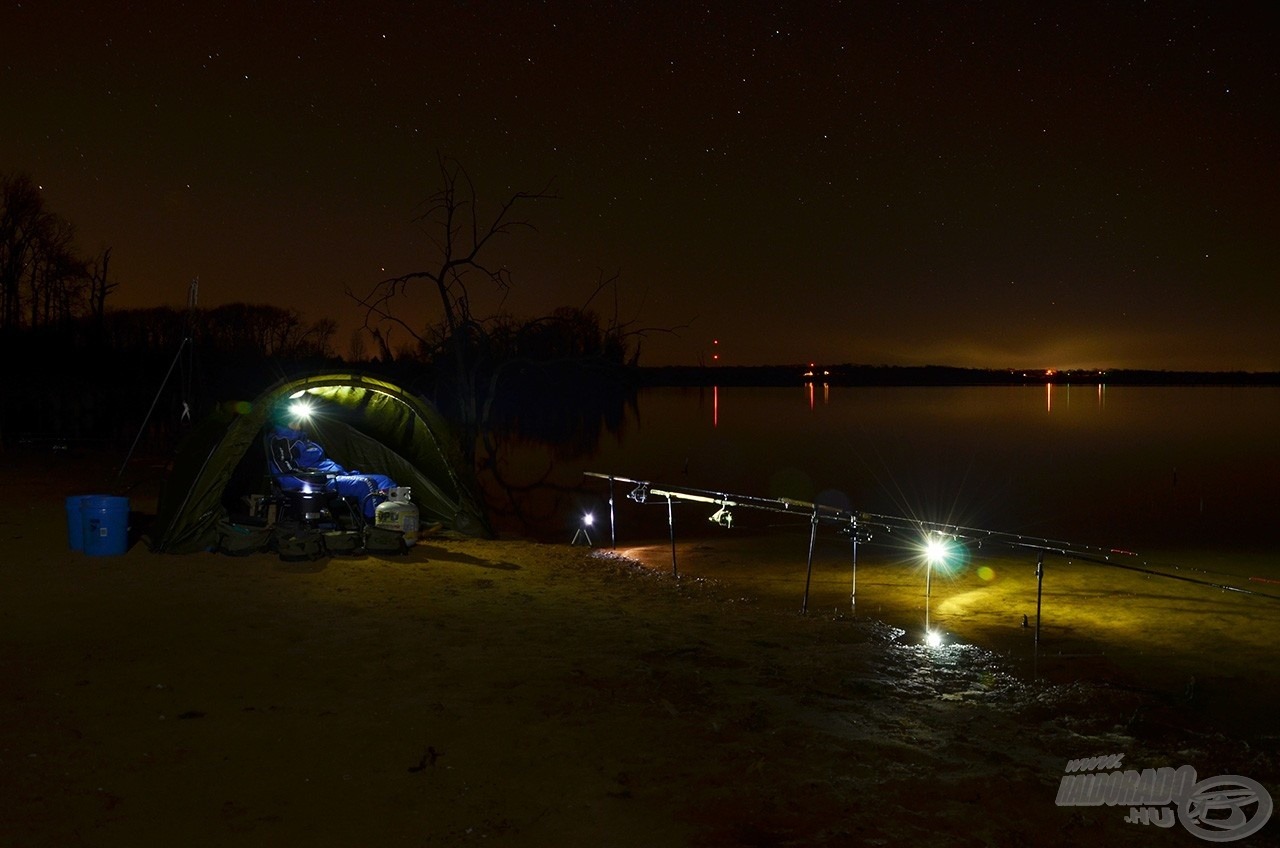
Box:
(374, 487, 419, 546)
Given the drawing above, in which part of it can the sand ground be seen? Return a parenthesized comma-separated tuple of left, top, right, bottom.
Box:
(2, 451, 1276, 846)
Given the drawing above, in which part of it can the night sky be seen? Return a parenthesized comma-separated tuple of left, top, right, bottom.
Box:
(3, 1, 1276, 369)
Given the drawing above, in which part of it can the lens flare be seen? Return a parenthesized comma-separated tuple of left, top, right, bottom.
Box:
(924, 536, 951, 565)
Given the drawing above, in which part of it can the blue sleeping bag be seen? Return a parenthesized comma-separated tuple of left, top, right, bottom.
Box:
(265, 425, 396, 519)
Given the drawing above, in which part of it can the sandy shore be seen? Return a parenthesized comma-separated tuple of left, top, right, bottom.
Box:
(2, 452, 1276, 846)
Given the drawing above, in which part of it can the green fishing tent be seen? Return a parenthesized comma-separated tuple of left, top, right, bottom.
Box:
(148, 371, 490, 553)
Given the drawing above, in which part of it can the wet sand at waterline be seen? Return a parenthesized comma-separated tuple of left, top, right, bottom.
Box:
(621, 532, 1280, 739)
(3, 457, 1277, 846)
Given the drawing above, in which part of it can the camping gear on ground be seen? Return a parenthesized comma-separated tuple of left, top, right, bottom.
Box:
(70, 495, 130, 556)
(363, 524, 409, 555)
(215, 518, 363, 558)
(375, 486, 420, 546)
(215, 519, 274, 556)
(147, 371, 490, 554)
(272, 523, 326, 561)
(322, 528, 363, 554)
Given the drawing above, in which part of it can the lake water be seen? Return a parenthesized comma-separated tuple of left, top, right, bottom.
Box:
(486, 384, 1280, 733)
(521, 384, 1278, 551)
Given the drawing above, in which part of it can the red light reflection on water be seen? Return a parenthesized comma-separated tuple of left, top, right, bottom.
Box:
(805, 381, 830, 410)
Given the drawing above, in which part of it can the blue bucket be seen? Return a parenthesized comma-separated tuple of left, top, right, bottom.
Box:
(66, 495, 86, 551)
(81, 495, 131, 556)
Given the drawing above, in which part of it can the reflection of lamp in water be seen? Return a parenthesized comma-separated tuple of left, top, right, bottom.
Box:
(571, 512, 594, 546)
(923, 534, 952, 647)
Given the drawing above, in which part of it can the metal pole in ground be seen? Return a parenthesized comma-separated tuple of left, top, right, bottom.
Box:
(801, 508, 819, 613)
(1035, 550, 1045, 675)
(925, 558, 933, 638)
(849, 519, 858, 616)
(666, 494, 678, 577)
(608, 476, 616, 549)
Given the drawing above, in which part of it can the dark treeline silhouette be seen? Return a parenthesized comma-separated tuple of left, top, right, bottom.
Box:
(3, 297, 635, 473)
(99, 303, 338, 360)
(641, 364, 1280, 387)
(2, 303, 342, 449)
(1, 172, 114, 334)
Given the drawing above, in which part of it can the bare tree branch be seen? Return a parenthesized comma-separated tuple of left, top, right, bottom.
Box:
(345, 155, 557, 459)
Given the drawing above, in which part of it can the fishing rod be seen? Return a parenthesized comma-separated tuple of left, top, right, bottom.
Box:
(582, 472, 1280, 604)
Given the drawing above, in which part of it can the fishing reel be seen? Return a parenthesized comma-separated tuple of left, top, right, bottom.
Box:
(837, 524, 874, 544)
(708, 505, 734, 529)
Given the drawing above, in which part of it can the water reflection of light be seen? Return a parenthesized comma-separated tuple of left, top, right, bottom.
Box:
(1097, 382, 1105, 408)
(713, 385, 719, 428)
(804, 381, 830, 410)
(1046, 382, 1052, 413)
